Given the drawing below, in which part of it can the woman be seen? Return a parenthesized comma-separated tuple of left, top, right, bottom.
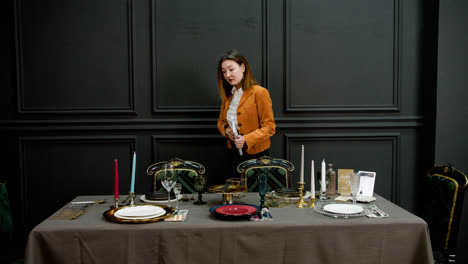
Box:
(217, 50, 276, 178)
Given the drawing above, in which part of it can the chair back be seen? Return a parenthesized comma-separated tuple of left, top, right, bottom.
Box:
(237, 156, 294, 192)
(0, 183, 14, 248)
(422, 164, 467, 263)
(146, 158, 206, 194)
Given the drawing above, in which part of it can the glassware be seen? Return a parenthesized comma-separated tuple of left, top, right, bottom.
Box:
(349, 172, 361, 205)
(161, 162, 177, 207)
(326, 164, 336, 195)
(194, 175, 207, 205)
(258, 171, 268, 208)
(173, 183, 182, 211)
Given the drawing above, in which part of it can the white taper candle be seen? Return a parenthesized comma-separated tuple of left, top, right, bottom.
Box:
(311, 160, 315, 194)
(321, 159, 326, 192)
(300, 145, 304, 182)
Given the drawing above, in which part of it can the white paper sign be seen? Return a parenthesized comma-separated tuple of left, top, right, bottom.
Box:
(357, 171, 376, 197)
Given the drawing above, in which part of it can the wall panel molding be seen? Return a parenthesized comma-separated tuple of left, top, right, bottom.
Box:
(151, 134, 229, 187)
(284, 0, 401, 112)
(150, 0, 267, 113)
(18, 136, 135, 227)
(15, 0, 135, 114)
(284, 132, 400, 203)
(1, 116, 423, 131)
(151, 134, 225, 157)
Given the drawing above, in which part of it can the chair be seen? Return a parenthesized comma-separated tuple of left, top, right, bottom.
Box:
(1, 182, 23, 264)
(0, 182, 13, 249)
(146, 157, 206, 194)
(421, 164, 467, 264)
(236, 156, 294, 192)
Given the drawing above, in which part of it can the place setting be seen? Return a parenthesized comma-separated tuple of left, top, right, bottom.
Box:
(208, 170, 274, 221)
(277, 145, 388, 219)
(103, 153, 177, 224)
(207, 182, 261, 221)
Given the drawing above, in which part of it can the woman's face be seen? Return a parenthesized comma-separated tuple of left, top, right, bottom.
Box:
(221, 59, 245, 87)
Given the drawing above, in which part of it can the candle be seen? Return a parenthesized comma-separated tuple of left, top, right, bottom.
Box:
(114, 159, 119, 199)
(300, 145, 304, 182)
(130, 152, 136, 193)
(321, 159, 326, 192)
(311, 160, 315, 194)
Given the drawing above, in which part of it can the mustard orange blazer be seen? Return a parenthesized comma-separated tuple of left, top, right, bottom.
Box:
(217, 85, 276, 155)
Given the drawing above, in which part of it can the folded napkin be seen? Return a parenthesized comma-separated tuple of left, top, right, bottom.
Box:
(164, 209, 188, 222)
(364, 205, 388, 218)
(250, 208, 273, 221)
(334, 195, 376, 203)
(51, 203, 91, 220)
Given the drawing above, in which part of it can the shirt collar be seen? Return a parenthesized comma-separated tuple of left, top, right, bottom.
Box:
(231, 87, 243, 94)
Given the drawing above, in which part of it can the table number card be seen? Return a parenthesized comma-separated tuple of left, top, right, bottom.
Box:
(358, 171, 376, 197)
(337, 169, 354, 195)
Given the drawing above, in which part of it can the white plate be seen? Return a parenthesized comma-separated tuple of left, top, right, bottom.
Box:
(114, 212, 165, 220)
(140, 194, 182, 204)
(323, 204, 363, 215)
(114, 205, 165, 218)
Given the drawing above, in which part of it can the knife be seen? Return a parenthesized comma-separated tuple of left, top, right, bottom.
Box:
(218, 184, 231, 192)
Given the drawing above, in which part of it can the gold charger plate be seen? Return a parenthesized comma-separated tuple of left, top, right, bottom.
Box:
(208, 184, 248, 193)
(103, 204, 174, 224)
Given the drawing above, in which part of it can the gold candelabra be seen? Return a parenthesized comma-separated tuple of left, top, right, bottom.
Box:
(295, 182, 309, 208)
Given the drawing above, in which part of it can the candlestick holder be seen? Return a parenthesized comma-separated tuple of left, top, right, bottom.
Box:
(295, 182, 309, 208)
(308, 191, 316, 208)
(114, 198, 119, 208)
(129, 192, 135, 206)
(319, 190, 328, 201)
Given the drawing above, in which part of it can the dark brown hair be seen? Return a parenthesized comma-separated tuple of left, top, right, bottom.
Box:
(217, 50, 258, 100)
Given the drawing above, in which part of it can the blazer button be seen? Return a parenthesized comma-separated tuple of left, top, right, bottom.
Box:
(238, 123, 242, 127)
(237, 112, 241, 115)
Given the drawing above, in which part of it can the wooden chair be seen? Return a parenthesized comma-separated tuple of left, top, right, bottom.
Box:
(421, 164, 467, 263)
(146, 157, 206, 194)
(236, 156, 294, 192)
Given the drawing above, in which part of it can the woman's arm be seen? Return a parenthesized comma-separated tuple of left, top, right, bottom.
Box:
(217, 98, 229, 137)
(243, 87, 276, 149)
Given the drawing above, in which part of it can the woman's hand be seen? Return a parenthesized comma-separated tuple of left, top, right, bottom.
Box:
(234, 135, 245, 149)
(225, 126, 235, 141)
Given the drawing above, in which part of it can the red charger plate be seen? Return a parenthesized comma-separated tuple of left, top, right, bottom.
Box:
(215, 205, 257, 216)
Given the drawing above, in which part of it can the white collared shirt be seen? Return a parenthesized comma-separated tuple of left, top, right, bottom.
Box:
(227, 87, 243, 133)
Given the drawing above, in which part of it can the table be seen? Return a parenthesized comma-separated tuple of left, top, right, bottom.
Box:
(25, 193, 433, 264)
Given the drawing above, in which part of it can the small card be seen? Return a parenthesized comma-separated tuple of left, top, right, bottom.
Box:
(164, 209, 188, 222)
(337, 169, 354, 195)
(358, 171, 376, 197)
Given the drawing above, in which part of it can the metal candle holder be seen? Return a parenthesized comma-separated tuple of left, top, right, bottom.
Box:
(114, 197, 119, 208)
(308, 194, 316, 208)
(129, 192, 135, 206)
(320, 190, 328, 201)
(295, 182, 309, 208)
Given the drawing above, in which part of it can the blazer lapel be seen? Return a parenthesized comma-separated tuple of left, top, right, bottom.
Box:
(237, 88, 254, 109)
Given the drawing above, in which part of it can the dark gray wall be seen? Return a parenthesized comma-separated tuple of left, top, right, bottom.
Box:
(436, 0, 468, 262)
(1, 0, 465, 262)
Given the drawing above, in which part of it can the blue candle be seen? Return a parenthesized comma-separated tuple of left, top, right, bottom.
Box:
(130, 151, 136, 193)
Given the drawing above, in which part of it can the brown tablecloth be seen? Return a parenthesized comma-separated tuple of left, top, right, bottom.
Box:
(25, 193, 433, 264)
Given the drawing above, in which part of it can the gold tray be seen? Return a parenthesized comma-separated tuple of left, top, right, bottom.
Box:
(103, 204, 174, 224)
(208, 184, 248, 193)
